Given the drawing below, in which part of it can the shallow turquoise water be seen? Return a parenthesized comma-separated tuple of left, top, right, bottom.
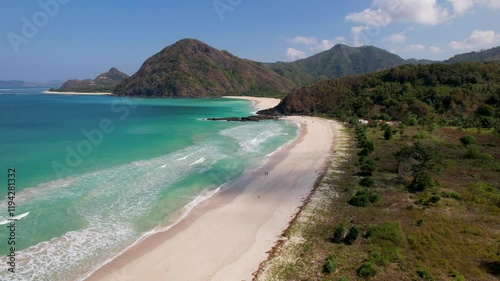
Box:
(0, 88, 297, 281)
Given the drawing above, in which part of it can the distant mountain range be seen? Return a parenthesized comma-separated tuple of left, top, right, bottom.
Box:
(113, 40, 499, 97)
(45, 40, 500, 96)
(0, 80, 63, 88)
(51, 67, 129, 93)
(113, 39, 295, 97)
(268, 44, 408, 85)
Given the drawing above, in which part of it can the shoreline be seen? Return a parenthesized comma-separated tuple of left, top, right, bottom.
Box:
(43, 90, 112, 95)
(86, 97, 337, 281)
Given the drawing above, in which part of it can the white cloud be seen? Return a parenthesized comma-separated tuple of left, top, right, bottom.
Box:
(448, 0, 475, 14)
(448, 0, 500, 14)
(345, 8, 392, 27)
(450, 29, 500, 49)
(350, 25, 375, 47)
(476, 0, 500, 10)
(286, 36, 347, 54)
(405, 44, 427, 51)
(383, 33, 407, 43)
(312, 37, 347, 51)
(285, 48, 307, 61)
(287, 36, 318, 46)
(346, 0, 451, 26)
(429, 46, 442, 53)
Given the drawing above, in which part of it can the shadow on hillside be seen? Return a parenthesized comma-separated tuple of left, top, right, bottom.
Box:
(480, 260, 500, 276)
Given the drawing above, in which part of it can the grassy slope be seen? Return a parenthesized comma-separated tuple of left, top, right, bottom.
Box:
(256, 124, 500, 281)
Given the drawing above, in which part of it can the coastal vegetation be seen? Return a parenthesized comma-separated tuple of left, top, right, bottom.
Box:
(256, 59, 499, 280)
(264, 62, 500, 129)
(258, 122, 500, 280)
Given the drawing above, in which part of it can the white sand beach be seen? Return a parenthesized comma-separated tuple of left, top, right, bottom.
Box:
(86, 97, 339, 281)
(43, 90, 112, 95)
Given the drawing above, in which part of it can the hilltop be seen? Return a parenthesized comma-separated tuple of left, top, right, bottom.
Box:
(268, 44, 407, 86)
(52, 67, 129, 93)
(113, 39, 296, 98)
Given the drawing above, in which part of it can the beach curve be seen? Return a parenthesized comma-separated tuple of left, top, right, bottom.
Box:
(85, 96, 339, 281)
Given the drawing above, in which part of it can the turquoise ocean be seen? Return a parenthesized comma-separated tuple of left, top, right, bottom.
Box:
(0, 88, 298, 281)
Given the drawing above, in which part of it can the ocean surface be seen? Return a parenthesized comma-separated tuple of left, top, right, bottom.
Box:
(0, 88, 298, 281)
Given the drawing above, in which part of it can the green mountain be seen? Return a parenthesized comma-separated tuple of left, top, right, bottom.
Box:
(268, 44, 408, 86)
(113, 39, 296, 98)
(53, 67, 129, 93)
(444, 46, 500, 64)
(261, 62, 500, 127)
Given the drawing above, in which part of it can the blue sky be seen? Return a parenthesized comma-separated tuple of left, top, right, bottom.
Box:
(0, 0, 499, 81)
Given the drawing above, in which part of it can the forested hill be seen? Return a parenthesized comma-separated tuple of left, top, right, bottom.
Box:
(444, 46, 500, 64)
(261, 62, 500, 127)
(268, 44, 407, 86)
(53, 67, 129, 93)
(113, 39, 296, 98)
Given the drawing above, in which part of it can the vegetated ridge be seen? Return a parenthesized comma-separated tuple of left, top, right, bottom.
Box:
(113, 39, 296, 98)
(268, 44, 408, 86)
(262, 62, 500, 128)
(52, 67, 129, 93)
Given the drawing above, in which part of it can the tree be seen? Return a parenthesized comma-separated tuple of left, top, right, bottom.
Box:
(324, 254, 337, 274)
(360, 159, 376, 176)
(395, 142, 445, 192)
(384, 126, 393, 140)
(459, 135, 476, 147)
(344, 226, 361, 245)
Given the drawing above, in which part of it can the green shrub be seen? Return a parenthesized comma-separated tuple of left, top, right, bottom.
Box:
(344, 226, 361, 245)
(465, 145, 494, 160)
(409, 174, 435, 192)
(360, 159, 376, 176)
(416, 219, 424, 226)
(384, 126, 393, 140)
(459, 135, 476, 147)
(451, 270, 465, 281)
(465, 145, 482, 159)
(357, 262, 377, 278)
(405, 115, 418, 126)
(417, 269, 434, 280)
(441, 191, 461, 200)
(476, 104, 495, 117)
(349, 190, 379, 207)
(429, 195, 441, 204)
(337, 276, 349, 281)
(349, 194, 370, 207)
(359, 141, 375, 156)
(323, 254, 337, 274)
(360, 177, 374, 187)
(332, 223, 345, 243)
